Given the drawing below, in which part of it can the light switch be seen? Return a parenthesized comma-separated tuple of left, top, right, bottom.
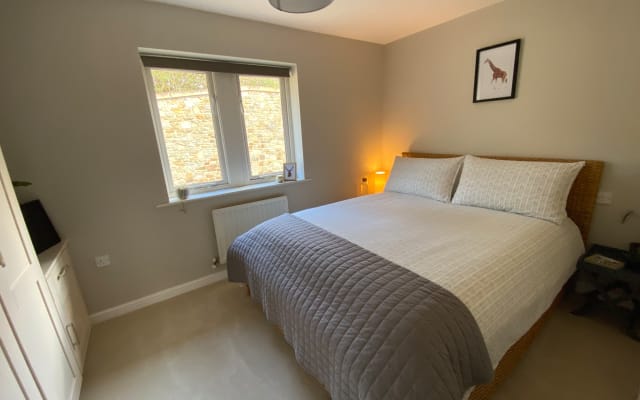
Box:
(95, 254, 111, 268)
(596, 191, 613, 205)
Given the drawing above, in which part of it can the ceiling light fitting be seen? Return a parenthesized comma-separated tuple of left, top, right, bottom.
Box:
(268, 0, 334, 14)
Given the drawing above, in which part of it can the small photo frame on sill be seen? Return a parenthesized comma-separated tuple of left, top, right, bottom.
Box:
(473, 39, 521, 103)
(283, 162, 297, 181)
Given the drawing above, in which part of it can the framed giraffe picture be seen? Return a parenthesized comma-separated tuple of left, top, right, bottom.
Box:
(473, 39, 521, 103)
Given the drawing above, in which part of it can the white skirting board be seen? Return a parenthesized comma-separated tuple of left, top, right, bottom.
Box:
(89, 269, 227, 324)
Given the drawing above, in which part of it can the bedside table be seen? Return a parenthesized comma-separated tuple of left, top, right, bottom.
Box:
(572, 244, 640, 341)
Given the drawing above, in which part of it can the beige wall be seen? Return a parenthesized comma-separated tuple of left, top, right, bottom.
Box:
(0, 0, 384, 312)
(383, 0, 640, 248)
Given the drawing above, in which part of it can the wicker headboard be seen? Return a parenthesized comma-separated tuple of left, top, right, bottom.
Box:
(402, 152, 604, 243)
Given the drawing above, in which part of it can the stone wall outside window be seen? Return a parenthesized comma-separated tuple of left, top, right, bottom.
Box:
(157, 85, 285, 188)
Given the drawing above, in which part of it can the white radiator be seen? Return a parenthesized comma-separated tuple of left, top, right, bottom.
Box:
(212, 196, 289, 265)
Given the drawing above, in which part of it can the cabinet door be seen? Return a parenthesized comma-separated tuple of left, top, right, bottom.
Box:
(0, 147, 80, 400)
(64, 258, 91, 366)
(0, 304, 40, 399)
(0, 345, 26, 400)
(45, 248, 91, 371)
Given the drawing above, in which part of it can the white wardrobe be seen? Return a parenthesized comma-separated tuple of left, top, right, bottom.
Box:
(0, 145, 86, 400)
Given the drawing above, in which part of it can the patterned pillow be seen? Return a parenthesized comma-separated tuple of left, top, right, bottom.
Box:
(385, 156, 464, 202)
(452, 155, 585, 224)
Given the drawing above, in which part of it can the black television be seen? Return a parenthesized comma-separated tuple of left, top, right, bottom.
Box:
(20, 200, 60, 254)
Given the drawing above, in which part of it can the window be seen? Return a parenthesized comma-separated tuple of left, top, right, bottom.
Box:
(141, 52, 303, 201)
(239, 76, 289, 178)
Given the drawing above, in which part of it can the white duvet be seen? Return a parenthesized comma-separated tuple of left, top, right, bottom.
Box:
(296, 192, 584, 368)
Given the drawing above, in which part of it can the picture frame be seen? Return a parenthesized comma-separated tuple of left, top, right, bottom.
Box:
(283, 162, 297, 181)
(473, 39, 521, 103)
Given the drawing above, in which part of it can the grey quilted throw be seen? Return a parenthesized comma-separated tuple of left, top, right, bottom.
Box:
(227, 214, 492, 400)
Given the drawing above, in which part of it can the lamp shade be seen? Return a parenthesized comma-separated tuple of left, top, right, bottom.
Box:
(268, 0, 334, 13)
(373, 170, 387, 193)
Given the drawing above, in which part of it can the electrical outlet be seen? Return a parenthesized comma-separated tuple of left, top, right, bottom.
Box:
(95, 254, 111, 268)
(596, 191, 613, 205)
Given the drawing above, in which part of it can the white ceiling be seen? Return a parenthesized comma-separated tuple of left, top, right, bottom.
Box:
(147, 0, 504, 44)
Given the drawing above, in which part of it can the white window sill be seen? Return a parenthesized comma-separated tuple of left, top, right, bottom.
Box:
(156, 179, 312, 208)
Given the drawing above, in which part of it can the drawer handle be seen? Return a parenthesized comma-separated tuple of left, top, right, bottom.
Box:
(66, 323, 79, 347)
(0, 251, 5, 268)
(57, 265, 68, 280)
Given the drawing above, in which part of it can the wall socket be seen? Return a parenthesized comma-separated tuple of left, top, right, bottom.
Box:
(95, 254, 111, 268)
(596, 191, 613, 205)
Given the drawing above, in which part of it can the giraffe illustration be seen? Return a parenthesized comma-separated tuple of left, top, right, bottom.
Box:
(484, 58, 508, 83)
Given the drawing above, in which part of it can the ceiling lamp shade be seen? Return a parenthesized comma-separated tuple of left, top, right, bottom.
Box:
(268, 0, 334, 14)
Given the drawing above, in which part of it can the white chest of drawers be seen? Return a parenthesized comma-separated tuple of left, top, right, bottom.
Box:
(39, 241, 91, 371)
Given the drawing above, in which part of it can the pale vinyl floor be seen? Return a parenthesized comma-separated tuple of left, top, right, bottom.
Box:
(80, 282, 640, 400)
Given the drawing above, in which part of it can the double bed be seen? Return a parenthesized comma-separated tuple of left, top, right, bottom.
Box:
(228, 152, 603, 400)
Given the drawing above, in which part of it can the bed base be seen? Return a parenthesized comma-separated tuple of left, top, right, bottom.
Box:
(468, 290, 563, 399)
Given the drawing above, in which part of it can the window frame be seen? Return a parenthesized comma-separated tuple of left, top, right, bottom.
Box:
(140, 50, 304, 202)
(238, 75, 295, 180)
(143, 68, 229, 197)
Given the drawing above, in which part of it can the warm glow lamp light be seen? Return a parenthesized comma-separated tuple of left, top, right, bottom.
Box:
(373, 170, 387, 193)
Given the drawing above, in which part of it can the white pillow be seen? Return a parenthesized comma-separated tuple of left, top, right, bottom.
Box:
(384, 156, 464, 202)
(451, 155, 585, 224)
